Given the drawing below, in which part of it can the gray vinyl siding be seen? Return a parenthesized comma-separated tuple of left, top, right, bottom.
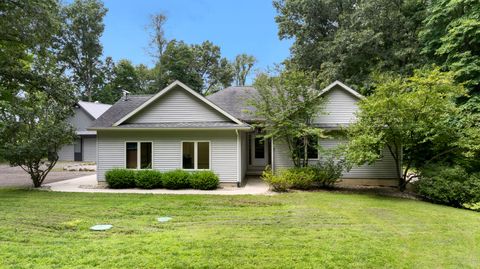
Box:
(58, 144, 74, 161)
(82, 137, 96, 162)
(315, 85, 358, 125)
(127, 86, 229, 123)
(96, 130, 238, 182)
(273, 138, 399, 179)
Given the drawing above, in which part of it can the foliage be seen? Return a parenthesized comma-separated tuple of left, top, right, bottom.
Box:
(105, 168, 136, 189)
(415, 164, 480, 209)
(309, 157, 346, 187)
(233, 54, 256, 86)
(189, 171, 219, 190)
(59, 0, 107, 101)
(274, 0, 427, 91)
(283, 168, 316, 190)
(0, 0, 76, 187)
(162, 169, 191, 189)
(346, 68, 466, 190)
(252, 68, 326, 167)
(261, 167, 291, 192)
(420, 0, 480, 93)
(135, 170, 163, 189)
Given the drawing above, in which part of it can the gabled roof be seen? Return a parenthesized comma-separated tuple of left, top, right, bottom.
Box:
(319, 80, 365, 100)
(77, 101, 112, 119)
(113, 81, 244, 126)
(206, 86, 260, 122)
(90, 95, 153, 128)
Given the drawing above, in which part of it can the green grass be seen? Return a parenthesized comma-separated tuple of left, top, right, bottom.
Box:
(0, 189, 479, 268)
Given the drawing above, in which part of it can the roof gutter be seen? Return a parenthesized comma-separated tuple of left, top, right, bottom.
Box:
(88, 126, 253, 131)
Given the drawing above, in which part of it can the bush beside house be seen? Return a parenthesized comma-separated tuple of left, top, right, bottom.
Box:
(105, 168, 219, 190)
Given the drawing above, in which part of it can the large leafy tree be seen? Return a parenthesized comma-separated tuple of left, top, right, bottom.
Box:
(233, 54, 256, 86)
(346, 68, 465, 190)
(420, 0, 480, 94)
(0, 0, 76, 187)
(252, 69, 325, 167)
(59, 0, 107, 101)
(274, 0, 427, 91)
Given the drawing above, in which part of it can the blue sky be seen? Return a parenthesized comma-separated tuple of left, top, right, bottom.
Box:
(100, 0, 293, 82)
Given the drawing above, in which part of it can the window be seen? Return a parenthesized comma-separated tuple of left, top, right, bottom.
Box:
(295, 135, 319, 160)
(126, 142, 152, 169)
(182, 141, 210, 170)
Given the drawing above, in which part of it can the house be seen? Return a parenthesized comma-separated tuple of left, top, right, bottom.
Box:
(90, 80, 399, 186)
(58, 101, 111, 162)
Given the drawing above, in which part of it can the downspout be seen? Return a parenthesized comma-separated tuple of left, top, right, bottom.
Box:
(236, 129, 241, 187)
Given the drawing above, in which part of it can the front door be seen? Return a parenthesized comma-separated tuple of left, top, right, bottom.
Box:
(250, 135, 268, 166)
(74, 138, 83, 161)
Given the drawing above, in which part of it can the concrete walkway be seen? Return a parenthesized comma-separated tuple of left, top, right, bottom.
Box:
(44, 175, 272, 195)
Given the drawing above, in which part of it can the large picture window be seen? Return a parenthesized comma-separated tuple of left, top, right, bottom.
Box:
(182, 141, 210, 170)
(126, 142, 152, 169)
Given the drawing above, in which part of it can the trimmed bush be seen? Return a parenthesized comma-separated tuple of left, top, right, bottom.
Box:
(261, 168, 291, 192)
(415, 164, 480, 208)
(135, 170, 163, 189)
(190, 171, 219, 190)
(105, 168, 136, 189)
(162, 169, 191, 189)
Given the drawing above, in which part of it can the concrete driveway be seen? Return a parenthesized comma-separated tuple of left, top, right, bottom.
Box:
(0, 162, 95, 188)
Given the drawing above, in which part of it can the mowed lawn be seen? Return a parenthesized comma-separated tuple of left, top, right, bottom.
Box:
(0, 189, 479, 268)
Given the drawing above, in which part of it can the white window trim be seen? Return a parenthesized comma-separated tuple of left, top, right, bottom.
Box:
(181, 140, 211, 170)
(125, 141, 153, 170)
(297, 137, 320, 161)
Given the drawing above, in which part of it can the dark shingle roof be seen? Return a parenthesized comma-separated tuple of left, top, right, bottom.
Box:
(114, 122, 250, 129)
(90, 95, 153, 128)
(207, 86, 260, 122)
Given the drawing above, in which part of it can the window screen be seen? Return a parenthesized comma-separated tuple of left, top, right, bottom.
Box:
(126, 142, 138, 169)
(197, 142, 210, 169)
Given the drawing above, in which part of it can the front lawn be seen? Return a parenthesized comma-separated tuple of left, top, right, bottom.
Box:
(0, 189, 479, 268)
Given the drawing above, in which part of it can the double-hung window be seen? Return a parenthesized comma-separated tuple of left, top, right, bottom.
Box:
(126, 142, 152, 169)
(182, 141, 210, 170)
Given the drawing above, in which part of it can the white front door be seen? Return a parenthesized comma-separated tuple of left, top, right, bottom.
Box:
(250, 135, 268, 166)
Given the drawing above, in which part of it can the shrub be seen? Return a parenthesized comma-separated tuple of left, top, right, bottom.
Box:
(310, 158, 345, 187)
(190, 171, 219, 190)
(162, 169, 191, 189)
(261, 167, 291, 192)
(284, 167, 316, 190)
(415, 164, 480, 208)
(135, 170, 163, 189)
(105, 168, 136, 189)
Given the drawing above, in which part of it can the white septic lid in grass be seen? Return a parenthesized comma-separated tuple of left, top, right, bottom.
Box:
(90, 224, 112, 231)
(157, 217, 172, 222)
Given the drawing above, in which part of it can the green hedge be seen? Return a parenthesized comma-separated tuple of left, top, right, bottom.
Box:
(135, 170, 163, 189)
(105, 168, 220, 190)
(190, 171, 219, 190)
(105, 169, 136, 189)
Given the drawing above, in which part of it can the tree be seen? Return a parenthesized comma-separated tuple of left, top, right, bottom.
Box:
(252, 68, 325, 167)
(419, 0, 480, 94)
(0, 0, 76, 187)
(59, 0, 107, 101)
(159, 40, 203, 91)
(274, 0, 427, 92)
(346, 68, 465, 191)
(148, 12, 168, 88)
(192, 41, 234, 94)
(233, 54, 256, 86)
